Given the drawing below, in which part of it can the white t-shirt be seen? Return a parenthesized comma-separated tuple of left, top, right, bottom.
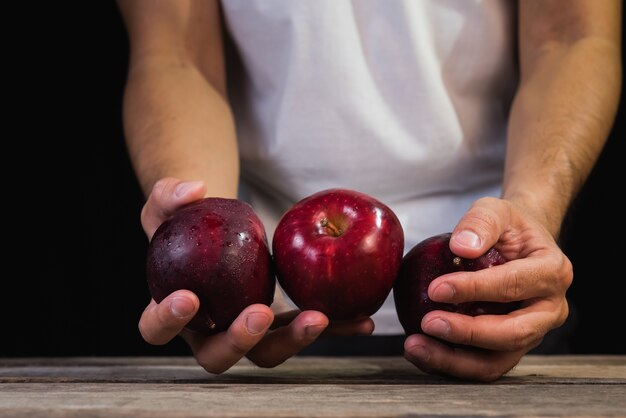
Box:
(222, 0, 518, 334)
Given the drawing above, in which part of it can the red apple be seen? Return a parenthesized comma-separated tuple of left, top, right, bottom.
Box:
(146, 198, 274, 334)
(394, 233, 517, 335)
(272, 189, 404, 320)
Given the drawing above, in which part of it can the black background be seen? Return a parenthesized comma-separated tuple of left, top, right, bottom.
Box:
(4, 3, 624, 356)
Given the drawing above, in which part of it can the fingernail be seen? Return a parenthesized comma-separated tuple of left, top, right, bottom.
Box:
(305, 324, 326, 339)
(246, 312, 271, 335)
(454, 230, 481, 249)
(408, 345, 430, 362)
(175, 181, 203, 198)
(433, 283, 455, 301)
(170, 297, 196, 319)
(425, 318, 450, 338)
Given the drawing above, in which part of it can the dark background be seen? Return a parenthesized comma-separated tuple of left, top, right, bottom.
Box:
(4, 3, 624, 356)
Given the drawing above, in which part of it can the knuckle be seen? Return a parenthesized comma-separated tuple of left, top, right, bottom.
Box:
(485, 196, 503, 205)
(510, 324, 527, 350)
(138, 322, 160, 346)
(545, 252, 573, 292)
(140, 204, 150, 227)
(251, 357, 282, 369)
(227, 337, 251, 357)
(469, 276, 480, 302)
(430, 357, 455, 378)
(510, 320, 540, 351)
(479, 354, 521, 382)
(464, 207, 500, 236)
(555, 300, 570, 328)
(151, 178, 176, 203)
(458, 320, 478, 346)
(530, 336, 544, 351)
(560, 256, 574, 290)
(156, 305, 181, 332)
(468, 196, 505, 225)
(475, 196, 502, 208)
(465, 327, 477, 346)
(456, 273, 482, 302)
(197, 359, 228, 375)
(138, 306, 163, 345)
(137, 322, 151, 342)
(501, 269, 523, 302)
(484, 359, 519, 382)
(480, 368, 505, 383)
(152, 178, 172, 195)
(288, 326, 312, 345)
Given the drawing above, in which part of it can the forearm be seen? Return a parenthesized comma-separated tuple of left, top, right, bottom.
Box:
(123, 54, 239, 198)
(503, 38, 621, 237)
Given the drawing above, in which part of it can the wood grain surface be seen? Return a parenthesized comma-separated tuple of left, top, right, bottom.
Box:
(1, 356, 624, 417)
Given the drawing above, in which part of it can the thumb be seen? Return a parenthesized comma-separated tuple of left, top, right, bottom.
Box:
(139, 290, 201, 346)
(141, 178, 206, 239)
(450, 197, 509, 258)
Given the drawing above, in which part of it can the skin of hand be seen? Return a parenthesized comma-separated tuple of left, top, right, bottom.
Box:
(404, 0, 622, 381)
(404, 197, 572, 381)
(138, 177, 375, 374)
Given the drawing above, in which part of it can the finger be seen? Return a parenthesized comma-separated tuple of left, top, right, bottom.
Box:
(404, 334, 524, 382)
(138, 290, 200, 345)
(449, 197, 509, 259)
(181, 304, 274, 374)
(246, 311, 329, 368)
(429, 255, 571, 303)
(420, 298, 566, 351)
(272, 310, 375, 336)
(141, 177, 206, 239)
(323, 317, 376, 336)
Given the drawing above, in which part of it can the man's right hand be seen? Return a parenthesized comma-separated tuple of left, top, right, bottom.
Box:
(138, 178, 375, 373)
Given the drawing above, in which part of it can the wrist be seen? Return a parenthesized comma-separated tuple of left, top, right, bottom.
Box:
(501, 190, 565, 239)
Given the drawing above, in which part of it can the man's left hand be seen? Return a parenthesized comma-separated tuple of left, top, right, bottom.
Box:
(404, 197, 573, 381)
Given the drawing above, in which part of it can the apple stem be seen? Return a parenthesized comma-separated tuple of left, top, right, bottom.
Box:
(321, 218, 342, 237)
(207, 316, 216, 330)
(452, 256, 461, 266)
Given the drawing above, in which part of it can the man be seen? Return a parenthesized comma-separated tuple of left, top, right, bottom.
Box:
(118, 0, 621, 381)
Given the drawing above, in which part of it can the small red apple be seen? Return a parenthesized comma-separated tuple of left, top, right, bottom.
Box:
(146, 198, 275, 335)
(272, 189, 404, 320)
(394, 233, 517, 335)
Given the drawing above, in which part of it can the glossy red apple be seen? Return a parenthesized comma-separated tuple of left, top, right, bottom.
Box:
(394, 233, 517, 335)
(272, 189, 404, 320)
(147, 198, 274, 335)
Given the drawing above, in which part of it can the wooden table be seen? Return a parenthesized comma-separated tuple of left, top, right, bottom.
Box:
(0, 356, 624, 417)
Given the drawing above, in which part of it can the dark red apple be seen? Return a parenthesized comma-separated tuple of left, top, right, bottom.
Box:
(272, 189, 404, 320)
(146, 198, 274, 335)
(394, 233, 517, 335)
